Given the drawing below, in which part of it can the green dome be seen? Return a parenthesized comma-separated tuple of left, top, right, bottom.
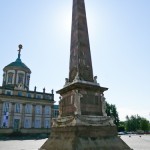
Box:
(4, 58, 31, 73)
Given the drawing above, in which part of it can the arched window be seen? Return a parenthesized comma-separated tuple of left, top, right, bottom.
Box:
(35, 105, 41, 115)
(18, 73, 24, 84)
(26, 75, 30, 86)
(25, 104, 32, 114)
(15, 103, 21, 113)
(45, 106, 51, 115)
(3, 102, 9, 113)
(7, 72, 13, 84)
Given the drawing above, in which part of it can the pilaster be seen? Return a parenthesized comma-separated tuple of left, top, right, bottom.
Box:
(0, 101, 3, 126)
(41, 105, 45, 128)
(14, 70, 17, 85)
(32, 104, 36, 128)
(9, 102, 15, 128)
(21, 103, 26, 128)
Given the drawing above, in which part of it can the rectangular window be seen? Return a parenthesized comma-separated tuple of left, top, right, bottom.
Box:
(6, 90, 11, 95)
(35, 119, 41, 128)
(45, 106, 50, 115)
(18, 91, 22, 96)
(36, 95, 41, 99)
(24, 118, 31, 128)
(27, 93, 31, 98)
(45, 95, 52, 100)
(45, 119, 50, 128)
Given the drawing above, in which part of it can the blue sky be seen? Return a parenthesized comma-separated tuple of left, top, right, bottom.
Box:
(0, 0, 150, 121)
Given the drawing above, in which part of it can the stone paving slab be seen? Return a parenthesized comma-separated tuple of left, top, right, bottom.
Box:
(0, 135, 149, 150)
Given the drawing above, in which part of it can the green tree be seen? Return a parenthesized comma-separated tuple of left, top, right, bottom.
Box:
(125, 115, 149, 132)
(106, 102, 111, 116)
(106, 102, 119, 127)
(118, 121, 125, 132)
(140, 118, 149, 132)
(125, 115, 132, 131)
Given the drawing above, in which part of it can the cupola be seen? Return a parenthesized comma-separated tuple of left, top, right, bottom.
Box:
(2, 45, 31, 90)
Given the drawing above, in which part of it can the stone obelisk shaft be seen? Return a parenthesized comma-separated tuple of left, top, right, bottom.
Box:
(69, 0, 93, 82)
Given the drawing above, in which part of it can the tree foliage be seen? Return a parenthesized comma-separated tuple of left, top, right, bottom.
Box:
(118, 121, 125, 132)
(125, 115, 150, 132)
(106, 102, 119, 127)
(140, 118, 149, 132)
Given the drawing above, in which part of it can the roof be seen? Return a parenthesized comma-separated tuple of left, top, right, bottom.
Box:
(4, 58, 31, 73)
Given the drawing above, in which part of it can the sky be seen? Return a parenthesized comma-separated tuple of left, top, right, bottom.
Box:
(0, 0, 150, 121)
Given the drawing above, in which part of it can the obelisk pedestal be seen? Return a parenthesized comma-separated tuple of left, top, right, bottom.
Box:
(41, 126, 131, 150)
(40, 80, 131, 150)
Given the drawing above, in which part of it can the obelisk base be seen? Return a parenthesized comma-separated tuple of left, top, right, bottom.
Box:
(40, 126, 131, 150)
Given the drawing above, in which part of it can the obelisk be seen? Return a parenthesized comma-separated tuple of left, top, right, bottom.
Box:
(69, 0, 93, 83)
(40, 0, 131, 149)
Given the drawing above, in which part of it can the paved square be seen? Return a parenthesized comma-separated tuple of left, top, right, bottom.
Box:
(0, 135, 149, 150)
(121, 134, 150, 150)
(0, 139, 46, 150)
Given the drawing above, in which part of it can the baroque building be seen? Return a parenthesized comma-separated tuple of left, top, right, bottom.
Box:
(0, 45, 54, 134)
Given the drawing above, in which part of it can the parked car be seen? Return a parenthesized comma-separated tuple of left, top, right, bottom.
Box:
(118, 132, 126, 135)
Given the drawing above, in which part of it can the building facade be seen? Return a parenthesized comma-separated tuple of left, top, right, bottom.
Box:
(0, 45, 54, 134)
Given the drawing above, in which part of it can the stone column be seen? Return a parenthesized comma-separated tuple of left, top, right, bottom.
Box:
(41, 105, 45, 128)
(32, 104, 36, 128)
(21, 104, 25, 128)
(14, 70, 17, 85)
(9, 102, 15, 128)
(0, 101, 3, 127)
(24, 72, 27, 88)
(5, 70, 8, 85)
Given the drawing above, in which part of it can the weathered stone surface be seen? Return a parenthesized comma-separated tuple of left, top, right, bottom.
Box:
(69, 0, 93, 82)
(40, 126, 131, 150)
(52, 115, 115, 127)
(57, 81, 108, 117)
(41, 0, 131, 149)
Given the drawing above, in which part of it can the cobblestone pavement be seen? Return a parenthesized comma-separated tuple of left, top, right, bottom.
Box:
(0, 135, 149, 150)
